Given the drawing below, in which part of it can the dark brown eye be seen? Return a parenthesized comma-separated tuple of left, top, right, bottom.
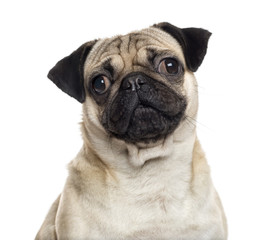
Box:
(92, 75, 111, 94)
(158, 58, 179, 75)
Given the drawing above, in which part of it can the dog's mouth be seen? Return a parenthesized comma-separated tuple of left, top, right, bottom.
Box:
(102, 74, 187, 143)
(125, 104, 184, 142)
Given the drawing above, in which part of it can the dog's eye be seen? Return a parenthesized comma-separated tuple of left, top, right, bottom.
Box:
(92, 75, 111, 94)
(158, 58, 179, 75)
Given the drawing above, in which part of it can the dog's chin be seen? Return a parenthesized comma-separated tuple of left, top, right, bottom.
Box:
(106, 104, 184, 143)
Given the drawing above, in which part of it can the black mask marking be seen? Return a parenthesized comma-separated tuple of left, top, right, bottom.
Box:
(102, 72, 187, 143)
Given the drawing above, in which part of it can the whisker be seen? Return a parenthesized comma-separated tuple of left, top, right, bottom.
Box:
(184, 115, 197, 130)
(185, 115, 211, 131)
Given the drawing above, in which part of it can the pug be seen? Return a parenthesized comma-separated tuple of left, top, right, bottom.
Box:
(35, 22, 227, 240)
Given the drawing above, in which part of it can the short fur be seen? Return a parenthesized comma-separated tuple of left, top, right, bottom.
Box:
(36, 23, 227, 240)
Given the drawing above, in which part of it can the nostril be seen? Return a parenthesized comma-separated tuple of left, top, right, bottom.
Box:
(122, 80, 132, 90)
(136, 77, 145, 85)
(135, 77, 146, 90)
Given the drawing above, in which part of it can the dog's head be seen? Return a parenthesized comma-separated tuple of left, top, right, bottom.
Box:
(48, 22, 211, 144)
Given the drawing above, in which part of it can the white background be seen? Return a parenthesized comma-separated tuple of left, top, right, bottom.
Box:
(0, 0, 271, 239)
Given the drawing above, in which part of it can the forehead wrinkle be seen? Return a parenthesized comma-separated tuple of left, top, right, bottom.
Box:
(101, 37, 122, 59)
(85, 27, 185, 80)
(135, 29, 182, 52)
(141, 28, 186, 63)
(89, 37, 122, 66)
(117, 34, 166, 72)
(91, 40, 111, 65)
(100, 33, 166, 69)
(114, 35, 135, 71)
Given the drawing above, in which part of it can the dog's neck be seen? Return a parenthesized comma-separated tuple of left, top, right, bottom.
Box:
(76, 121, 197, 206)
(80, 118, 197, 172)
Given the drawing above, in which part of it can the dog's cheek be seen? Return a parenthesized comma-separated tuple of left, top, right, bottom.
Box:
(138, 83, 186, 117)
(181, 72, 199, 118)
(83, 98, 106, 131)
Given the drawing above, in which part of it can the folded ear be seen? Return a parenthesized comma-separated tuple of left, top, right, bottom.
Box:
(47, 40, 97, 103)
(153, 22, 211, 72)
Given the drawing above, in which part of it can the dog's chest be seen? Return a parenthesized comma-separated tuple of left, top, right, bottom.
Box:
(85, 161, 194, 238)
(108, 190, 188, 238)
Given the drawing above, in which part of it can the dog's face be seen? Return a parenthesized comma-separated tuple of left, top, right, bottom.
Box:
(84, 29, 188, 143)
(48, 22, 211, 144)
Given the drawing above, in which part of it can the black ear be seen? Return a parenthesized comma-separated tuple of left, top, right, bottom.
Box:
(154, 22, 211, 72)
(47, 40, 97, 103)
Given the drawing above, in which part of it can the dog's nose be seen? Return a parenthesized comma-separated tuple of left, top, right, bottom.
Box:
(121, 74, 146, 91)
